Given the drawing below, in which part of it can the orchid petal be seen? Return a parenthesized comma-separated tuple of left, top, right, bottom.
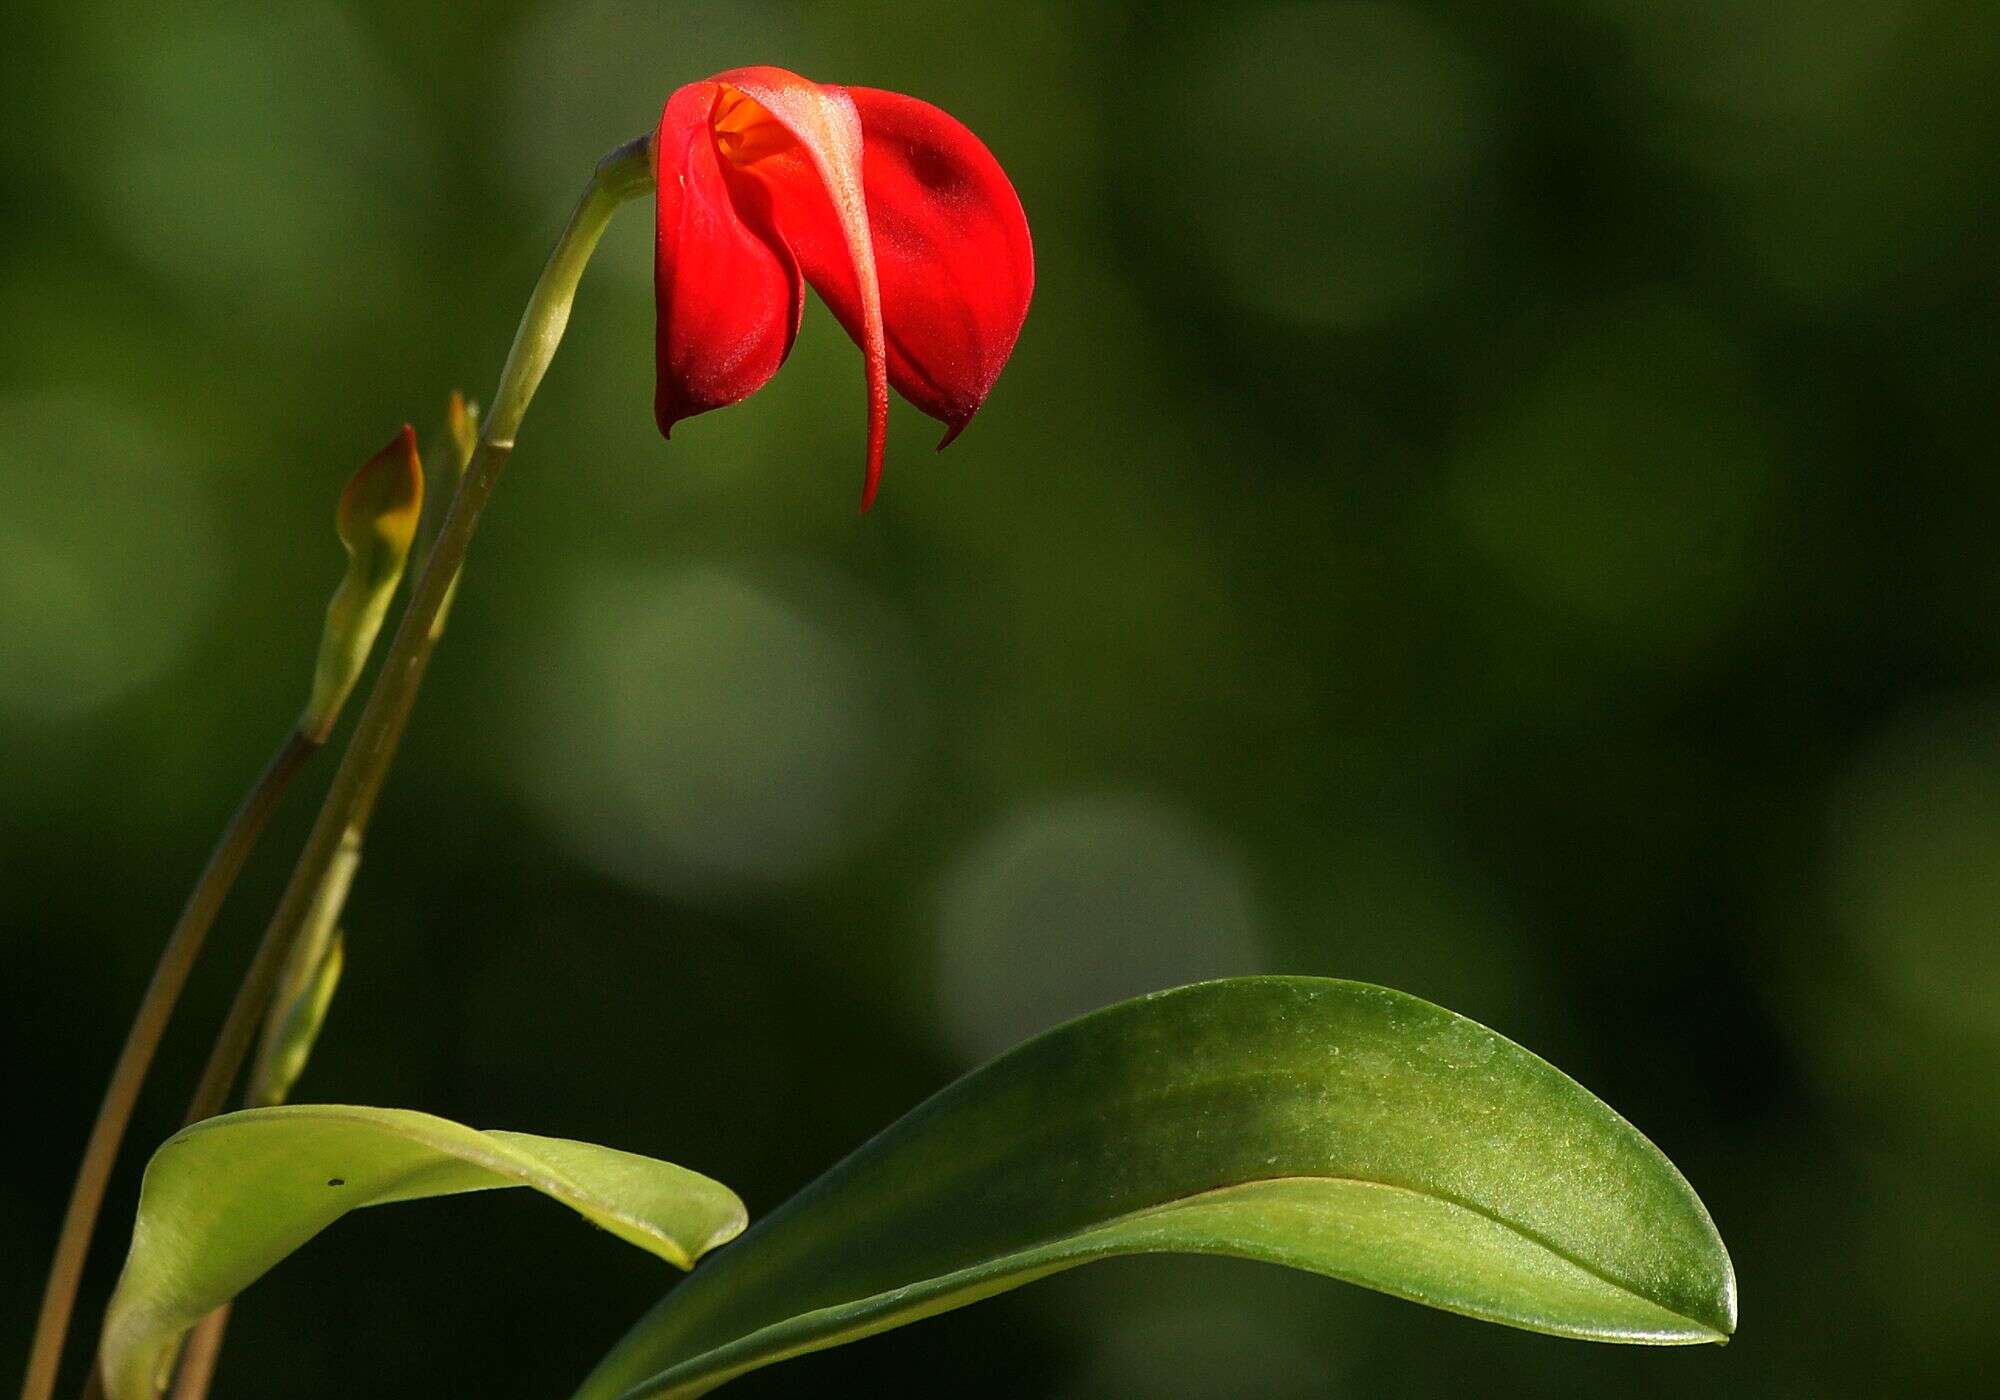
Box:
(847, 87, 1034, 448)
(653, 81, 802, 438)
(712, 67, 890, 509)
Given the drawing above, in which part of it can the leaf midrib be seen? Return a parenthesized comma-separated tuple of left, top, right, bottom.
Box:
(739, 1057, 1647, 1303)
(623, 1170, 1719, 1400)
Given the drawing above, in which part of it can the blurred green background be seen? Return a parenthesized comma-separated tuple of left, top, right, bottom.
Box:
(5, 0, 1998, 1395)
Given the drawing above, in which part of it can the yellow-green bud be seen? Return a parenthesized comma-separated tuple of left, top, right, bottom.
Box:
(425, 392, 480, 642)
(447, 389, 480, 470)
(301, 427, 424, 742)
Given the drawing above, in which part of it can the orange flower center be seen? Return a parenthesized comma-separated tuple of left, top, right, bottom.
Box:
(710, 86, 793, 168)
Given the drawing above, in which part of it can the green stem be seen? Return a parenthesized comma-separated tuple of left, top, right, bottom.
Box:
(19, 730, 319, 1400)
(178, 129, 650, 1135)
(106, 132, 654, 1400)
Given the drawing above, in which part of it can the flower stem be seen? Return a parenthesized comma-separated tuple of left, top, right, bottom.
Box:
(179, 130, 650, 1136)
(81, 132, 655, 1400)
(18, 730, 320, 1400)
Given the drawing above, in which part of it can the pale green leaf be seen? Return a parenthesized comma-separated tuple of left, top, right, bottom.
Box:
(101, 1104, 746, 1400)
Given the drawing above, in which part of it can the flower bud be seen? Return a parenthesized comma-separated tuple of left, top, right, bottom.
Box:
(424, 393, 480, 641)
(300, 427, 424, 742)
(447, 389, 480, 469)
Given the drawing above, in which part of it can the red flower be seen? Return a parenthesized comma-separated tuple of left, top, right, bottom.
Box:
(653, 66, 1034, 509)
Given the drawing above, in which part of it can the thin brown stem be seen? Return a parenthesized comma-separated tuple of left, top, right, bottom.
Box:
(19, 730, 319, 1400)
(78, 440, 507, 1400)
(121, 132, 656, 1400)
(159, 1315, 225, 1400)
(169, 133, 653, 1146)
(170, 436, 513, 1144)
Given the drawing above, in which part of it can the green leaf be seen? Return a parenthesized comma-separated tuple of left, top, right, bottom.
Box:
(100, 1104, 747, 1400)
(577, 978, 1734, 1400)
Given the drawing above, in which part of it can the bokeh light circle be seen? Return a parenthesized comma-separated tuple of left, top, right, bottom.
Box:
(513, 560, 928, 893)
(0, 390, 222, 722)
(936, 794, 1263, 1064)
(1827, 697, 2000, 1040)
(1151, 2, 1493, 329)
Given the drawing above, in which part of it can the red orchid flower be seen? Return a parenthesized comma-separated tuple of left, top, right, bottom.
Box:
(653, 66, 1034, 510)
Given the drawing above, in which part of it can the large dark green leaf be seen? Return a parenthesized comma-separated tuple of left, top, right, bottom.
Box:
(576, 978, 1734, 1399)
(100, 1105, 745, 1400)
